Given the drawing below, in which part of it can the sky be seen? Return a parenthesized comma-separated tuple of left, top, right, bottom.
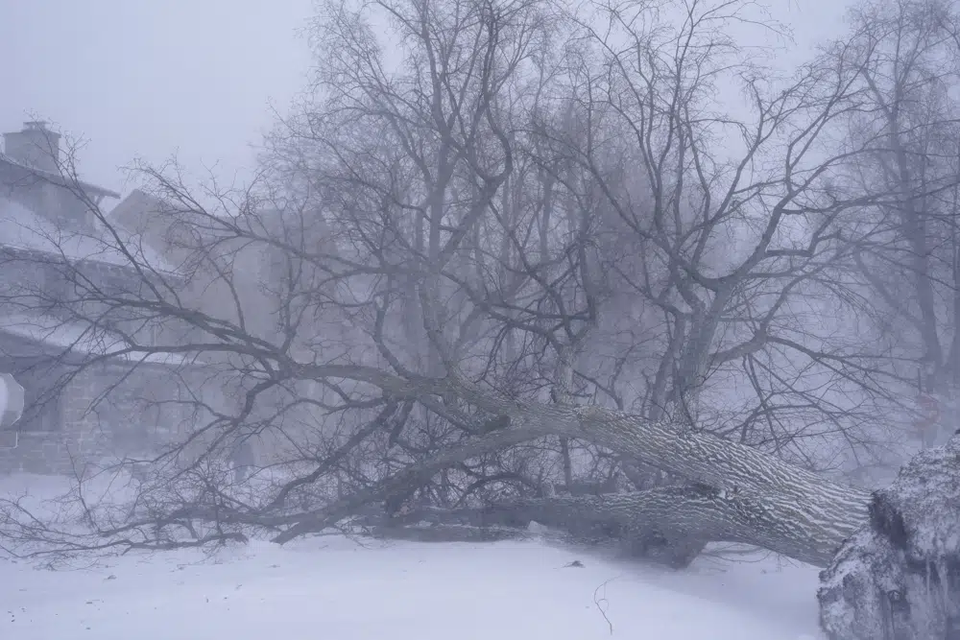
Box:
(0, 0, 313, 195)
(1, 0, 854, 199)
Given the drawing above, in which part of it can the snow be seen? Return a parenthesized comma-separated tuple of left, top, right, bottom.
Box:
(0, 477, 826, 640)
(0, 537, 824, 640)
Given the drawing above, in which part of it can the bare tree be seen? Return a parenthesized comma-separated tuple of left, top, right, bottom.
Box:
(831, 0, 960, 455)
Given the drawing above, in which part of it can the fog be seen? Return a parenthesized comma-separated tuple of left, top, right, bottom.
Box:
(3, 1, 959, 638)
(2, 0, 849, 193)
(1, 0, 313, 191)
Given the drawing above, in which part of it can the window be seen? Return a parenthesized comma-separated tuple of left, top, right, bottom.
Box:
(5, 359, 62, 432)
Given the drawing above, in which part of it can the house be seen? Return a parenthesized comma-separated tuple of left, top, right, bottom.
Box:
(0, 121, 228, 474)
(108, 188, 286, 344)
(0, 119, 359, 476)
(107, 184, 361, 467)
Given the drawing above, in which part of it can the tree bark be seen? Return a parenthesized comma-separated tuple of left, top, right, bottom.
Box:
(473, 486, 842, 566)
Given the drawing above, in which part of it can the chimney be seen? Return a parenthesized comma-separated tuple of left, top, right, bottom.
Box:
(2, 121, 61, 174)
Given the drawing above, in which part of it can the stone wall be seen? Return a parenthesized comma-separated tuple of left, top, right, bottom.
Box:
(0, 358, 230, 475)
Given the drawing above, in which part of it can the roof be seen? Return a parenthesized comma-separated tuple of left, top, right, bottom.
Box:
(108, 189, 276, 279)
(0, 152, 121, 199)
(0, 313, 195, 367)
(0, 196, 179, 273)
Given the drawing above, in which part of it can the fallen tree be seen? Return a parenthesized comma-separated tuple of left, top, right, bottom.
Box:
(264, 377, 957, 640)
(4, 3, 957, 639)
(367, 486, 813, 568)
(273, 368, 872, 568)
(0, 0, 896, 582)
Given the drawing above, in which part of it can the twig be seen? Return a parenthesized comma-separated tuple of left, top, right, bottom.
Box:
(593, 576, 619, 635)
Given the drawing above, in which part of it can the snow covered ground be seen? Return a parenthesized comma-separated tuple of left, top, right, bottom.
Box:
(0, 475, 825, 639)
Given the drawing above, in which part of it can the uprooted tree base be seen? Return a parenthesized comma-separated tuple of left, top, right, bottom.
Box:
(818, 433, 960, 640)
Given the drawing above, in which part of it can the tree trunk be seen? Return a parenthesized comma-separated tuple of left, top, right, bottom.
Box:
(473, 487, 838, 566)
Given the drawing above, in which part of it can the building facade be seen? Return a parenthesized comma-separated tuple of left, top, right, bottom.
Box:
(0, 121, 227, 474)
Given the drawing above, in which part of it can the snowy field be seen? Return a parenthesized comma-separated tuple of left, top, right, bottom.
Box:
(0, 476, 825, 640)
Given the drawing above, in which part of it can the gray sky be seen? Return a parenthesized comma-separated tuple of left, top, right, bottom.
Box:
(1, 0, 312, 194)
(1, 0, 851, 198)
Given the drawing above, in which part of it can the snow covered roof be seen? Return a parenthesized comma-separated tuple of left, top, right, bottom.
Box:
(0, 196, 178, 274)
(0, 313, 193, 367)
(0, 152, 121, 199)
